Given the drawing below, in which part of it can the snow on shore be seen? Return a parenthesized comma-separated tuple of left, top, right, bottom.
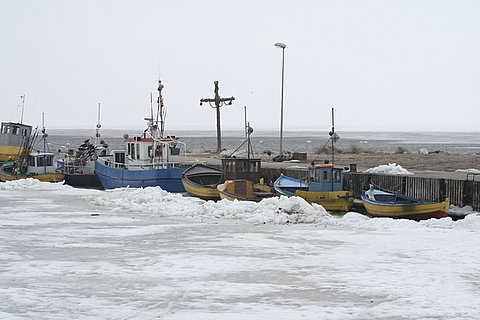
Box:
(363, 163, 414, 175)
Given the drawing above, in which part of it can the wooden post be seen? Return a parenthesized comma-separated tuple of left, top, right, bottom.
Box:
(200, 81, 235, 153)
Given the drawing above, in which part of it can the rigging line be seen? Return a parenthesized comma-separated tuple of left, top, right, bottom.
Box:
(312, 138, 334, 163)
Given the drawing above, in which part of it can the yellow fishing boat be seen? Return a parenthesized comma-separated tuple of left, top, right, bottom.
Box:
(0, 152, 64, 183)
(361, 187, 449, 220)
(274, 164, 354, 212)
(182, 163, 224, 200)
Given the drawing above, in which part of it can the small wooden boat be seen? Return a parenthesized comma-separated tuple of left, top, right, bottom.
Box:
(273, 164, 354, 212)
(361, 187, 449, 220)
(217, 179, 273, 202)
(182, 163, 224, 200)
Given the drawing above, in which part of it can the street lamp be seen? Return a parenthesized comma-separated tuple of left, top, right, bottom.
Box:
(274, 42, 286, 156)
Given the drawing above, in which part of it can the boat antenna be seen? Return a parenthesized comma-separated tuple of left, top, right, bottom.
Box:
(20, 94, 25, 124)
(95, 102, 101, 146)
(42, 113, 47, 174)
(157, 80, 165, 138)
(328, 107, 340, 164)
(244, 106, 248, 140)
(150, 92, 154, 125)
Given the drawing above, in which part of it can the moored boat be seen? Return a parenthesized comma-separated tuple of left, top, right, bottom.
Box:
(274, 163, 354, 212)
(273, 108, 353, 212)
(361, 187, 449, 220)
(0, 113, 63, 183)
(0, 152, 64, 182)
(182, 163, 223, 200)
(56, 105, 108, 188)
(0, 96, 33, 162)
(95, 80, 187, 191)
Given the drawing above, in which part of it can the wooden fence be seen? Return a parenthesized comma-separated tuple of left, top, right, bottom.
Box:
(262, 168, 480, 211)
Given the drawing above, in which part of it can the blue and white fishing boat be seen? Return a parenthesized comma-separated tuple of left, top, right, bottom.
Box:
(95, 81, 187, 191)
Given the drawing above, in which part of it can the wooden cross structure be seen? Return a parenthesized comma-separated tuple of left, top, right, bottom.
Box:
(200, 81, 235, 153)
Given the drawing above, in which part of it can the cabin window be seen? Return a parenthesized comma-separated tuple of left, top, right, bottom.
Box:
(28, 156, 35, 166)
(130, 143, 135, 159)
(12, 126, 19, 135)
(1, 124, 11, 134)
(21, 128, 28, 136)
(309, 170, 315, 182)
(333, 170, 341, 183)
(322, 171, 332, 183)
(148, 146, 153, 158)
(136, 144, 140, 160)
(115, 152, 125, 164)
(36, 156, 52, 167)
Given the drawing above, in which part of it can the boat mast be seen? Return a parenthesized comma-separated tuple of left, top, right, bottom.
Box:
(42, 113, 47, 174)
(330, 107, 335, 164)
(157, 80, 165, 138)
(95, 102, 101, 146)
(20, 94, 25, 124)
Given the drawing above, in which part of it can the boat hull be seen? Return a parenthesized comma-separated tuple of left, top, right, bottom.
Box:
(64, 173, 101, 188)
(295, 190, 354, 212)
(95, 161, 185, 192)
(0, 146, 25, 162)
(361, 195, 449, 220)
(217, 180, 272, 202)
(361, 189, 450, 220)
(181, 164, 223, 200)
(0, 170, 64, 183)
(273, 175, 308, 196)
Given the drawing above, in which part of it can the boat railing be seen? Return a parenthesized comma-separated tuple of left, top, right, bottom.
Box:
(98, 156, 186, 170)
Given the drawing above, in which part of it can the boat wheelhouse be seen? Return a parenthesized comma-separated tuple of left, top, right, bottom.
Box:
(0, 121, 33, 162)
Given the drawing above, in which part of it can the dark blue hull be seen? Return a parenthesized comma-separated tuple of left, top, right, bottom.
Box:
(64, 174, 101, 188)
(95, 161, 186, 192)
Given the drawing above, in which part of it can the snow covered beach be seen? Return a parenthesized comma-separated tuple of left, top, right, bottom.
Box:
(1, 180, 479, 319)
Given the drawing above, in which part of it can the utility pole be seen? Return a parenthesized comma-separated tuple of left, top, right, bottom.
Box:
(200, 81, 235, 153)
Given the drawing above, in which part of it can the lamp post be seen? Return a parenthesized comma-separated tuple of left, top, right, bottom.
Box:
(274, 42, 286, 156)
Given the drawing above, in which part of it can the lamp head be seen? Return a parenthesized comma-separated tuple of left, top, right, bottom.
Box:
(274, 42, 286, 49)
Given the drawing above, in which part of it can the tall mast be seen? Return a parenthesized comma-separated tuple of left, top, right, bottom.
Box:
(331, 107, 335, 164)
(42, 113, 47, 174)
(20, 94, 25, 124)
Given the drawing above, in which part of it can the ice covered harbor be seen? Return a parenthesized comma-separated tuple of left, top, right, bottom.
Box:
(1, 180, 480, 319)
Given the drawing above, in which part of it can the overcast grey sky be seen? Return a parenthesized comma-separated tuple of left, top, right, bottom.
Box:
(1, 0, 479, 132)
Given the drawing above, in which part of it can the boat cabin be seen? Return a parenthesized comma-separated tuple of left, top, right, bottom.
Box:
(0, 122, 32, 161)
(123, 136, 181, 162)
(27, 152, 56, 174)
(0, 122, 32, 145)
(221, 158, 262, 183)
(307, 164, 345, 192)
